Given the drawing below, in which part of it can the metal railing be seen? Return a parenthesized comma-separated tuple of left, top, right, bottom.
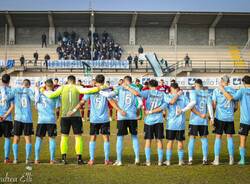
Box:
(1, 59, 250, 74)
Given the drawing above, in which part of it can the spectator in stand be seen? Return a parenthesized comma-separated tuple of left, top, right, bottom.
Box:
(41, 33, 47, 48)
(184, 54, 190, 67)
(135, 79, 143, 91)
(127, 54, 133, 68)
(33, 51, 38, 66)
(56, 31, 122, 61)
(20, 55, 25, 67)
(134, 55, 139, 69)
(57, 32, 62, 44)
(138, 45, 144, 54)
(157, 79, 170, 94)
(44, 54, 50, 69)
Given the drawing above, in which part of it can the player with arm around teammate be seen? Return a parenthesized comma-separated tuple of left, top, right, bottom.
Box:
(164, 82, 189, 166)
(7, 79, 35, 164)
(219, 75, 250, 165)
(0, 74, 14, 164)
(34, 79, 60, 164)
(186, 79, 214, 165)
(138, 79, 167, 166)
(67, 74, 126, 165)
(211, 75, 237, 165)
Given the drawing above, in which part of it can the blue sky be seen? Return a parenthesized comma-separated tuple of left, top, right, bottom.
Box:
(0, 0, 250, 12)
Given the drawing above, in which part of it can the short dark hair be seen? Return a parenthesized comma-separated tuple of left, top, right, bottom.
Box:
(78, 79, 82, 83)
(135, 78, 140, 82)
(170, 79, 176, 84)
(242, 75, 250, 84)
(170, 82, 179, 89)
(23, 79, 31, 86)
(124, 76, 132, 83)
(195, 79, 203, 86)
(144, 81, 149, 86)
(148, 79, 158, 87)
(67, 75, 76, 82)
(54, 78, 59, 81)
(95, 74, 105, 84)
(2, 74, 10, 84)
(45, 79, 53, 85)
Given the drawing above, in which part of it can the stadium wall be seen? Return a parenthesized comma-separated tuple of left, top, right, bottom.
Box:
(56, 27, 89, 39)
(177, 25, 209, 45)
(16, 27, 48, 44)
(136, 27, 169, 45)
(0, 27, 4, 44)
(216, 28, 248, 45)
(95, 27, 129, 45)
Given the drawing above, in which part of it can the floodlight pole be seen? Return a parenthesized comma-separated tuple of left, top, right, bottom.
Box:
(174, 23, 177, 79)
(4, 24, 8, 64)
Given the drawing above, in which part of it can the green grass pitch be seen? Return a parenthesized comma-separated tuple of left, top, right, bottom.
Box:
(0, 108, 249, 184)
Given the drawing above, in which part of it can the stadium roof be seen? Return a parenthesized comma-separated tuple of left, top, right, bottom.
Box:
(0, 0, 250, 13)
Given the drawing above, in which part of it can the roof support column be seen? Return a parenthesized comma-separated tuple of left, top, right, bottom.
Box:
(248, 27, 250, 42)
(169, 13, 180, 46)
(48, 12, 55, 45)
(129, 13, 137, 45)
(5, 12, 15, 45)
(89, 11, 95, 33)
(209, 13, 222, 46)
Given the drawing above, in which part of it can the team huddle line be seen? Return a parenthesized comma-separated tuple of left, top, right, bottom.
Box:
(0, 74, 250, 166)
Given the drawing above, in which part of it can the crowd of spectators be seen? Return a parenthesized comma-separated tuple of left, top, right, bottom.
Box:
(56, 31, 123, 60)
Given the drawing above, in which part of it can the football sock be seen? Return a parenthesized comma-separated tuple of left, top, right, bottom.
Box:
(75, 136, 83, 155)
(49, 138, 56, 161)
(4, 138, 11, 159)
(35, 137, 42, 161)
(157, 148, 163, 162)
(116, 136, 123, 162)
(166, 149, 172, 161)
(178, 149, 184, 161)
(104, 141, 110, 161)
(26, 143, 32, 160)
(60, 135, 68, 154)
(12, 144, 18, 161)
(227, 137, 234, 157)
(145, 147, 151, 162)
(188, 138, 195, 161)
(214, 138, 221, 157)
(201, 138, 208, 161)
(239, 147, 246, 162)
(131, 135, 140, 161)
(89, 141, 96, 161)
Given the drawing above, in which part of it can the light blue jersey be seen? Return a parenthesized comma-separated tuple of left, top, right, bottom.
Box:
(232, 88, 250, 125)
(0, 86, 13, 122)
(140, 90, 167, 125)
(11, 88, 34, 123)
(114, 85, 139, 120)
(84, 90, 110, 124)
(212, 86, 236, 122)
(36, 90, 60, 124)
(166, 94, 189, 130)
(189, 89, 212, 126)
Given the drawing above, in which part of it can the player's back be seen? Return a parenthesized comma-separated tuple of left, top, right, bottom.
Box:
(0, 86, 13, 121)
(237, 88, 250, 124)
(190, 89, 211, 125)
(166, 94, 189, 130)
(37, 93, 60, 124)
(13, 88, 34, 123)
(85, 91, 109, 123)
(60, 84, 81, 117)
(213, 86, 236, 122)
